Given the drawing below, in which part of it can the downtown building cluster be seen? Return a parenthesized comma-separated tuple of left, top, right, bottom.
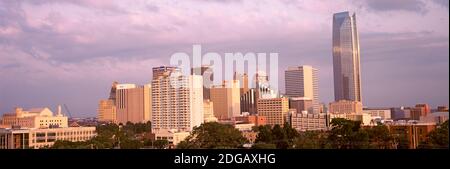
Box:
(1, 11, 448, 149)
(93, 11, 449, 148)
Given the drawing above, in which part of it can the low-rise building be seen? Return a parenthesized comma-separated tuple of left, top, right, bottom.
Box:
(234, 123, 255, 132)
(203, 100, 218, 123)
(329, 100, 363, 114)
(0, 106, 97, 149)
(153, 129, 190, 147)
(290, 112, 329, 131)
(330, 113, 373, 126)
(386, 122, 436, 149)
(1, 106, 68, 129)
(419, 112, 449, 124)
(234, 114, 267, 126)
(0, 126, 96, 149)
(363, 108, 391, 120)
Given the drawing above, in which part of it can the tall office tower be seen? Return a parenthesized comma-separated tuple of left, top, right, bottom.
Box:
(116, 84, 151, 124)
(191, 65, 213, 100)
(285, 65, 319, 114)
(332, 11, 362, 102)
(109, 81, 118, 104)
(234, 72, 249, 95)
(210, 80, 241, 120)
(257, 97, 289, 127)
(241, 88, 257, 114)
(152, 66, 178, 80)
(255, 72, 278, 99)
(98, 99, 117, 123)
(151, 68, 204, 131)
(98, 82, 119, 123)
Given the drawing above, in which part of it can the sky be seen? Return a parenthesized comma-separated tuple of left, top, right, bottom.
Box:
(0, 0, 448, 117)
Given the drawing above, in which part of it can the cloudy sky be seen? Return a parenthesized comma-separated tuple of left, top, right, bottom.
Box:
(0, 0, 448, 117)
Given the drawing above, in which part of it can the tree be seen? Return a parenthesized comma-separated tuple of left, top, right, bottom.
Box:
(254, 125, 273, 143)
(295, 131, 326, 149)
(50, 122, 152, 149)
(177, 122, 248, 149)
(366, 125, 394, 149)
(420, 120, 449, 149)
(154, 139, 169, 149)
(272, 124, 288, 149)
(327, 118, 368, 149)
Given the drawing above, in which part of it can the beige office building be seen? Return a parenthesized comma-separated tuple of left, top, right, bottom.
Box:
(116, 84, 151, 124)
(0, 106, 96, 149)
(97, 99, 117, 123)
(0, 126, 96, 149)
(211, 80, 241, 120)
(203, 100, 218, 122)
(1, 106, 68, 129)
(257, 97, 289, 126)
(151, 69, 204, 132)
(153, 129, 190, 146)
(331, 113, 373, 126)
(285, 66, 319, 114)
(290, 112, 329, 131)
(363, 108, 391, 120)
(329, 100, 363, 114)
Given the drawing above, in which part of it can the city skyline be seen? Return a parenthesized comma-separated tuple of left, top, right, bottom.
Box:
(0, 0, 449, 117)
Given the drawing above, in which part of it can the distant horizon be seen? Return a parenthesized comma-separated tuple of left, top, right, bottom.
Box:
(1, 0, 448, 117)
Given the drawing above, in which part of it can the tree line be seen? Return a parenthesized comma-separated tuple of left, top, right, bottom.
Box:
(51, 119, 448, 149)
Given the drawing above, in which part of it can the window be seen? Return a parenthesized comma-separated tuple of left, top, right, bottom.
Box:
(36, 133, 46, 137)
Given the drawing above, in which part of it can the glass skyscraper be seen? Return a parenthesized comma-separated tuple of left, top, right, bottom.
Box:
(332, 11, 362, 102)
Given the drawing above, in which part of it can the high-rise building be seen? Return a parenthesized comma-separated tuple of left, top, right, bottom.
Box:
(211, 80, 241, 120)
(191, 65, 214, 100)
(329, 100, 363, 114)
(234, 72, 249, 95)
(152, 66, 178, 80)
(116, 84, 151, 124)
(151, 68, 204, 131)
(332, 11, 362, 102)
(97, 99, 117, 123)
(257, 97, 289, 126)
(285, 65, 319, 114)
(109, 81, 118, 104)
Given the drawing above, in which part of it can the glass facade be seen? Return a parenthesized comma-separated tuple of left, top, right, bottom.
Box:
(332, 11, 362, 102)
